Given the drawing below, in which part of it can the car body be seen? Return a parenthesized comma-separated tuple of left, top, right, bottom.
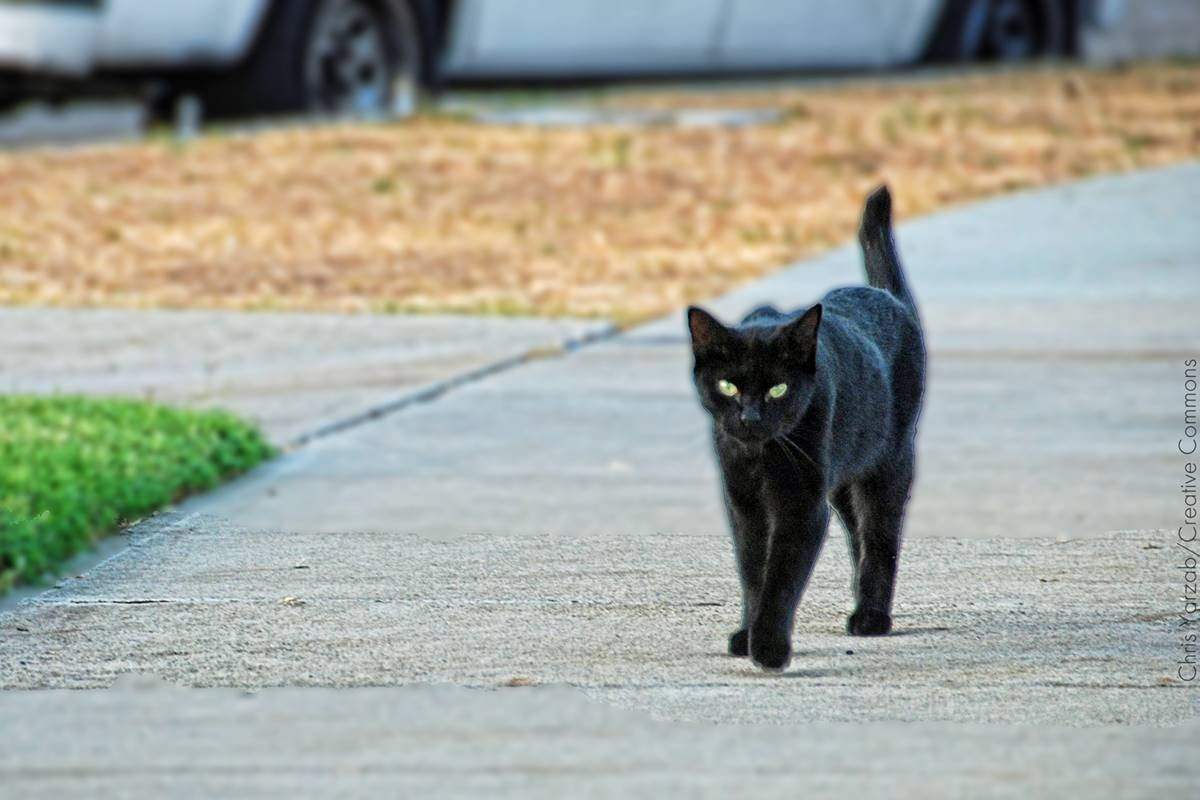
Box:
(0, 0, 268, 75)
(439, 0, 945, 77)
(0, 0, 1090, 115)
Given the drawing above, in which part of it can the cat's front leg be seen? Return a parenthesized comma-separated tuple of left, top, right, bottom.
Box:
(721, 467, 769, 657)
(727, 513, 767, 657)
(748, 492, 830, 672)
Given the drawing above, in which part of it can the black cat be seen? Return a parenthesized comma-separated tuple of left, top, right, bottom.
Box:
(687, 186, 925, 672)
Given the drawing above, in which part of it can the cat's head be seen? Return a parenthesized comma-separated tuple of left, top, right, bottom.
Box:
(686, 304, 822, 445)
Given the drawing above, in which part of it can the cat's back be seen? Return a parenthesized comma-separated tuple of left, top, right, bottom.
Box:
(820, 286, 925, 428)
(736, 291, 922, 367)
(820, 286, 921, 355)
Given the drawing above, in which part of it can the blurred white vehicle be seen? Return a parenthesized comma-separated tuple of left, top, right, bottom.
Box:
(0, 0, 1090, 116)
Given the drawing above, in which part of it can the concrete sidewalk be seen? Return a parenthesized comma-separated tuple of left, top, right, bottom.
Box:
(0, 308, 608, 445)
(1, 164, 1197, 795)
(2, 514, 1193, 726)
(3, 686, 1195, 798)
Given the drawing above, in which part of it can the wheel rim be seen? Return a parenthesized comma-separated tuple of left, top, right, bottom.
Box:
(986, 0, 1040, 60)
(305, 0, 393, 114)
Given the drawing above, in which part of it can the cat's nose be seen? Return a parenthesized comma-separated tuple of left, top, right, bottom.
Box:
(740, 406, 761, 425)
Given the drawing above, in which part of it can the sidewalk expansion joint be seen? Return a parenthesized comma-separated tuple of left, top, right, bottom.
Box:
(286, 322, 620, 450)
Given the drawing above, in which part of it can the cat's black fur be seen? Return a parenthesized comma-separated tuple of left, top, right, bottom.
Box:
(687, 186, 925, 672)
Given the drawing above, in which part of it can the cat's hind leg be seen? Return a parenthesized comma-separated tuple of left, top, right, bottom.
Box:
(845, 451, 914, 636)
(830, 485, 860, 594)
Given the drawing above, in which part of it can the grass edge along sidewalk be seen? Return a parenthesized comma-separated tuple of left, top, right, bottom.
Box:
(0, 395, 273, 595)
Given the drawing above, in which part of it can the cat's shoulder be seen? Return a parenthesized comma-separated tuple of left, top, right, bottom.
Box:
(739, 304, 785, 326)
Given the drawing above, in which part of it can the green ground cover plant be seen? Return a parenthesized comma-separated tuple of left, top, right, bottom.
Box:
(0, 396, 272, 593)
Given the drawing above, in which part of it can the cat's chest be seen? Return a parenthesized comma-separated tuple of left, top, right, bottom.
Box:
(718, 439, 825, 494)
(718, 444, 777, 483)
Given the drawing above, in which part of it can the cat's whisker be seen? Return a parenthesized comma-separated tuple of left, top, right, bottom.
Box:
(771, 436, 804, 477)
(779, 434, 821, 474)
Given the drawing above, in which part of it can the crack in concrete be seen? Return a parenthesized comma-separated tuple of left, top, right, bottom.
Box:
(286, 322, 619, 449)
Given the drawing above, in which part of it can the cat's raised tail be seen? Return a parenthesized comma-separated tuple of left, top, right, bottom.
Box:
(858, 185, 916, 313)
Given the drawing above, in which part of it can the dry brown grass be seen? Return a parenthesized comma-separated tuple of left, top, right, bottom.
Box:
(1, 63, 1197, 321)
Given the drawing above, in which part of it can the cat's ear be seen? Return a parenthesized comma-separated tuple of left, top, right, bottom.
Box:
(687, 306, 731, 353)
(783, 304, 822, 373)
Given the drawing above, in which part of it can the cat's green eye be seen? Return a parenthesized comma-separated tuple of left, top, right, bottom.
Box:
(767, 383, 788, 399)
(716, 379, 739, 397)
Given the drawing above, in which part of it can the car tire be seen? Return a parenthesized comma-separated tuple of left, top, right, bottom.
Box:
(926, 0, 1069, 62)
(205, 0, 423, 117)
(0, 86, 19, 114)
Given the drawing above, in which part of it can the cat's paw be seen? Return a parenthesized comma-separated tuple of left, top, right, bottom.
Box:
(749, 628, 792, 672)
(847, 608, 892, 636)
(728, 629, 749, 656)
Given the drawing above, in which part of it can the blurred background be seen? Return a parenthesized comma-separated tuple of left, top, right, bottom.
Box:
(1, 1, 1199, 597)
(1, 0, 1198, 140)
